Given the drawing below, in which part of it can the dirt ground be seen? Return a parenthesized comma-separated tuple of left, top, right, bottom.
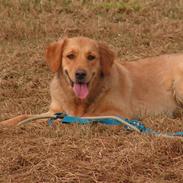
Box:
(0, 0, 183, 182)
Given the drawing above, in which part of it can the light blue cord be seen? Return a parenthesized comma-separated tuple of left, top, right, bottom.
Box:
(47, 113, 183, 138)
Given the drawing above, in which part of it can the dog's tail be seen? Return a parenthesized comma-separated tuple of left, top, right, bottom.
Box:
(0, 115, 30, 126)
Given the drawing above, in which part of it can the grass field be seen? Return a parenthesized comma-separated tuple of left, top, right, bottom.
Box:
(0, 0, 183, 182)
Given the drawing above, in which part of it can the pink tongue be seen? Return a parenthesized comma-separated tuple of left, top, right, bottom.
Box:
(73, 83, 89, 99)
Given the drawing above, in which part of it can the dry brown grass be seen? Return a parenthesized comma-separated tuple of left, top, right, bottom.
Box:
(0, 0, 183, 182)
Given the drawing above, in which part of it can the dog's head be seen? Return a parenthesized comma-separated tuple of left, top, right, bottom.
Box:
(46, 37, 115, 100)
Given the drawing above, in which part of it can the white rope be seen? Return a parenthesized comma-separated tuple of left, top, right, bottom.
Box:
(17, 114, 54, 126)
(17, 114, 141, 132)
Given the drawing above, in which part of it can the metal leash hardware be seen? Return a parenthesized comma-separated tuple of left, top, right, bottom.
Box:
(47, 112, 67, 126)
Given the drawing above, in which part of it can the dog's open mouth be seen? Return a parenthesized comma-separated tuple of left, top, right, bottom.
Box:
(73, 82, 89, 99)
(65, 70, 89, 100)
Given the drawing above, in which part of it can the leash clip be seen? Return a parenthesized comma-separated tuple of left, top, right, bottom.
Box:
(47, 112, 66, 126)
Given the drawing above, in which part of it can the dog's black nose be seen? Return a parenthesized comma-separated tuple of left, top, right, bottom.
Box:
(75, 69, 87, 82)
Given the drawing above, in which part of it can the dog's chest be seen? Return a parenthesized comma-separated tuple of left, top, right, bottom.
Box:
(62, 98, 87, 116)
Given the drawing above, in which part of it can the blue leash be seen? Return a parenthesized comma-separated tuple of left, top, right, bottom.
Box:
(48, 112, 183, 138)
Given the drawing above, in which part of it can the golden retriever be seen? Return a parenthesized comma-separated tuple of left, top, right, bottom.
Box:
(1, 36, 183, 126)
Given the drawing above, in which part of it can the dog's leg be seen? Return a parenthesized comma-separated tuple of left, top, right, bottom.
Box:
(0, 107, 64, 127)
(0, 114, 30, 126)
(173, 73, 183, 107)
(0, 111, 54, 127)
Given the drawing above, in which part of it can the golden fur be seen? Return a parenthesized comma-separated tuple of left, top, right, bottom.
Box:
(1, 36, 183, 126)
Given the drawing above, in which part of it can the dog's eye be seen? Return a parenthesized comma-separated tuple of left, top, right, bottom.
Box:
(87, 55, 96, 61)
(67, 53, 75, 60)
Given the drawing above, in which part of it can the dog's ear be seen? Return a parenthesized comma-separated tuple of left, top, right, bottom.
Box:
(45, 39, 66, 72)
(99, 42, 115, 76)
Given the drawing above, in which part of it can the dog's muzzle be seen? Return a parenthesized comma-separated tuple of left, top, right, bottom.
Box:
(75, 69, 87, 83)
